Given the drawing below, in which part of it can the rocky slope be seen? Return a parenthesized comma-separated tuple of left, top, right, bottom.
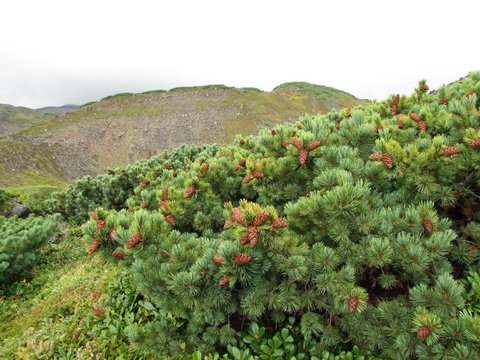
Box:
(0, 83, 364, 194)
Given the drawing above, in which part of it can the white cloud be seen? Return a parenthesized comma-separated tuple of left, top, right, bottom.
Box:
(0, 0, 479, 108)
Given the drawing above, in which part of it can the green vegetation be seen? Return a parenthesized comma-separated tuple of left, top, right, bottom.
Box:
(1, 72, 479, 358)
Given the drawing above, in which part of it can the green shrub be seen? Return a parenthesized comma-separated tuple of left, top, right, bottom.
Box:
(0, 214, 59, 285)
(81, 72, 480, 358)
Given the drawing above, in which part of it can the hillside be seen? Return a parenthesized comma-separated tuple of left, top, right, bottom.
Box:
(0, 83, 364, 196)
(0, 103, 54, 134)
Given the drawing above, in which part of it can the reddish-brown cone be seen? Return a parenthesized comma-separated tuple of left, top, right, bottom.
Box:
(248, 226, 259, 244)
(272, 218, 288, 228)
(418, 120, 427, 132)
(219, 275, 230, 286)
(88, 239, 101, 255)
(391, 94, 400, 116)
(140, 178, 149, 188)
(291, 137, 303, 150)
(271, 129, 277, 136)
(127, 233, 142, 248)
(440, 96, 449, 105)
(92, 308, 104, 316)
(252, 169, 265, 179)
(141, 201, 148, 209)
(112, 251, 126, 260)
(409, 112, 422, 122)
(299, 149, 309, 164)
(442, 146, 460, 157)
(231, 208, 248, 226)
(90, 211, 99, 221)
(369, 151, 382, 161)
(243, 173, 255, 183)
(233, 253, 252, 266)
(348, 296, 359, 313)
(281, 139, 291, 148)
(397, 115, 404, 129)
(158, 200, 169, 212)
(162, 188, 169, 201)
(223, 217, 233, 230)
(239, 139, 245, 145)
(233, 159, 247, 171)
(183, 186, 196, 199)
(308, 140, 321, 151)
(423, 218, 433, 233)
(240, 234, 250, 246)
(200, 163, 209, 175)
(213, 254, 224, 265)
(470, 137, 480, 149)
(109, 228, 116, 241)
(252, 211, 271, 227)
(96, 220, 106, 232)
(165, 215, 176, 226)
(374, 125, 384, 133)
(382, 153, 394, 169)
(417, 325, 433, 340)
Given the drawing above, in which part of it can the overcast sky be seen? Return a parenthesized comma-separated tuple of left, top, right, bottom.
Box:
(0, 0, 479, 108)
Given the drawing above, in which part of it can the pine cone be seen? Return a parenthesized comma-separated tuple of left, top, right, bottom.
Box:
(88, 239, 101, 255)
(233, 159, 247, 171)
(281, 139, 291, 148)
(127, 233, 142, 248)
(240, 234, 250, 246)
(374, 125, 384, 133)
(369, 151, 382, 161)
(165, 215, 176, 226)
(248, 226, 259, 244)
(162, 188, 169, 201)
(299, 149, 309, 164)
(442, 146, 460, 157)
(90, 211, 99, 221)
(127, 207, 133, 213)
(348, 296, 359, 313)
(141, 201, 148, 209)
(219, 275, 230, 286)
(409, 112, 422, 122)
(239, 139, 245, 145)
(381, 152, 394, 169)
(109, 228, 116, 241)
(291, 137, 303, 150)
(252, 169, 265, 179)
(112, 251, 126, 260)
(233, 253, 252, 266)
(391, 94, 400, 116)
(252, 211, 271, 227)
(223, 217, 233, 230)
(307, 140, 321, 151)
(271, 129, 277, 136)
(158, 200, 169, 212)
(183, 186, 196, 199)
(470, 137, 480, 149)
(397, 115, 404, 129)
(418, 120, 427, 132)
(140, 178, 149, 188)
(440, 96, 449, 105)
(96, 220, 106, 232)
(231, 208, 248, 226)
(417, 325, 433, 340)
(173, 172, 178, 178)
(272, 218, 288, 228)
(423, 218, 433, 233)
(200, 163, 209, 175)
(243, 172, 255, 183)
(213, 254, 224, 265)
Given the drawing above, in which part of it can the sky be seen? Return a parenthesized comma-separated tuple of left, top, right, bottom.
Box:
(0, 0, 479, 108)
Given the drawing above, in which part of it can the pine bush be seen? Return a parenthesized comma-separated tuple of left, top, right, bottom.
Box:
(80, 72, 480, 357)
(0, 214, 60, 285)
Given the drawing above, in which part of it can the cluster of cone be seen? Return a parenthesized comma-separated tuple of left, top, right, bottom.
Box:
(281, 137, 321, 164)
(158, 188, 176, 225)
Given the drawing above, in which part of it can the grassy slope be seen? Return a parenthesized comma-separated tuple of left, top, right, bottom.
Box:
(0, 229, 128, 359)
(0, 104, 54, 134)
(1, 83, 364, 200)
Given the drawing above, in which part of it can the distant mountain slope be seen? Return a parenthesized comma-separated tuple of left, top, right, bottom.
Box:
(1, 83, 365, 193)
(0, 103, 54, 134)
(35, 104, 79, 114)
